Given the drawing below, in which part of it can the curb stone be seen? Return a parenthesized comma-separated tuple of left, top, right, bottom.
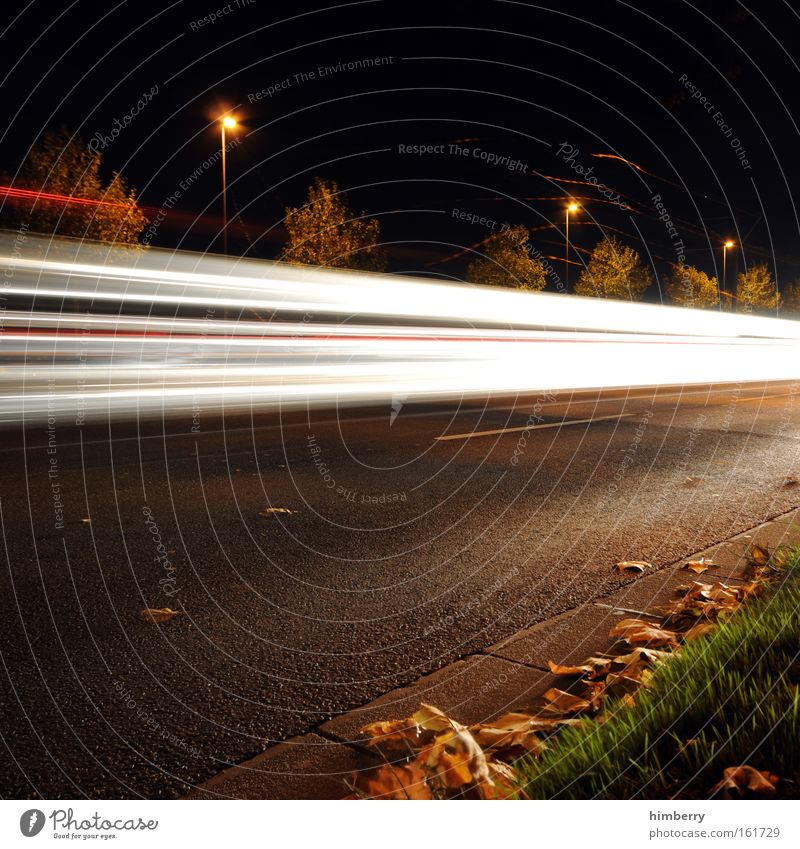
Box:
(186, 508, 800, 799)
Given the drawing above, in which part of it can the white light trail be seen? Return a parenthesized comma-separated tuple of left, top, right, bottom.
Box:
(1, 234, 799, 425)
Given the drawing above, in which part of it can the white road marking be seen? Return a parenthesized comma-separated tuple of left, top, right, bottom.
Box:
(436, 389, 799, 442)
(732, 392, 798, 404)
(435, 412, 638, 442)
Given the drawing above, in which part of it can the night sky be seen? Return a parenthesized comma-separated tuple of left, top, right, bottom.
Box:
(1, 0, 798, 297)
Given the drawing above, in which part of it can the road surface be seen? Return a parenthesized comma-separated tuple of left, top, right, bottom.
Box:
(2, 381, 800, 797)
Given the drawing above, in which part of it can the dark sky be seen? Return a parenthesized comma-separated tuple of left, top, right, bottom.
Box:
(1, 0, 799, 297)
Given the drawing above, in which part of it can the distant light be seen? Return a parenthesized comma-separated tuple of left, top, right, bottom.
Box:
(724, 240, 734, 248)
(568, 203, 579, 212)
(222, 116, 237, 129)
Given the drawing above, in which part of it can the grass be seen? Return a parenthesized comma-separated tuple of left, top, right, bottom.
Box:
(515, 548, 800, 799)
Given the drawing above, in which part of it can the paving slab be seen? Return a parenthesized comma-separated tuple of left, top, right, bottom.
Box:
(486, 603, 644, 670)
(770, 506, 800, 526)
(185, 733, 371, 800)
(598, 564, 740, 615)
(685, 541, 755, 581)
(319, 654, 551, 744)
(730, 520, 798, 552)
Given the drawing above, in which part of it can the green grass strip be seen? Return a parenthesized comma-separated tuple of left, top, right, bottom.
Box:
(516, 552, 800, 799)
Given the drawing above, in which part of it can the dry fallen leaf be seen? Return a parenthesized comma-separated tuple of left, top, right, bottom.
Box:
(470, 710, 572, 756)
(470, 725, 543, 755)
(353, 762, 434, 800)
(360, 717, 428, 750)
(781, 475, 799, 488)
(711, 765, 779, 797)
(683, 557, 716, 574)
(705, 583, 740, 604)
(423, 726, 490, 788)
(478, 761, 518, 799)
(609, 618, 679, 647)
(613, 648, 670, 666)
(140, 608, 181, 623)
(683, 621, 716, 641)
(259, 507, 296, 517)
(542, 688, 592, 715)
(749, 544, 770, 566)
(604, 671, 642, 693)
(472, 711, 579, 742)
(771, 547, 792, 570)
(547, 660, 603, 677)
(616, 561, 651, 573)
(412, 704, 455, 734)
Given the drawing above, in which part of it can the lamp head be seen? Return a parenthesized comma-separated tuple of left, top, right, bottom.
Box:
(567, 203, 578, 213)
(724, 240, 734, 249)
(222, 116, 237, 129)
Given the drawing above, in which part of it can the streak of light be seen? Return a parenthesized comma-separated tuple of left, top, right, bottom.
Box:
(590, 153, 661, 178)
(0, 185, 134, 210)
(2, 233, 800, 426)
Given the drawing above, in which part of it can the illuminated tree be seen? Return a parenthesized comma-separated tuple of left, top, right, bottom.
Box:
(281, 177, 386, 271)
(466, 225, 547, 290)
(782, 279, 800, 317)
(665, 262, 719, 308)
(575, 235, 652, 301)
(736, 262, 780, 312)
(10, 127, 147, 244)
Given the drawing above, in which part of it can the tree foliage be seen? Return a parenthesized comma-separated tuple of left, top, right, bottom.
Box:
(665, 262, 719, 308)
(736, 262, 781, 312)
(281, 177, 386, 271)
(466, 225, 548, 291)
(11, 127, 147, 244)
(781, 280, 800, 317)
(575, 235, 652, 301)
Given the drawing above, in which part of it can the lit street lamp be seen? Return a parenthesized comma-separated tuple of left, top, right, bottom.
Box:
(565, 202, 578, 291)
(220, 115, 237, 255)
(722, 240, 735, 309)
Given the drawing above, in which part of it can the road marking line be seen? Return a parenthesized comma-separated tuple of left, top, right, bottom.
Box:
(495, 388, 798, 413)
(435, 412, 637, 442)
(733, 392, 798, 404)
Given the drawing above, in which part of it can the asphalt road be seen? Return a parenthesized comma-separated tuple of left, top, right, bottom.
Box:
(2, 380, 800, 798)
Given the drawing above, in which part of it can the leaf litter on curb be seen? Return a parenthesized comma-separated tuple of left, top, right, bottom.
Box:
(347, 543, 786, 800)
(683, 557, 716, 574)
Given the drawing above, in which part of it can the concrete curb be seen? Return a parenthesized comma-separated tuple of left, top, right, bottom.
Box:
(186, 510, 800, 799)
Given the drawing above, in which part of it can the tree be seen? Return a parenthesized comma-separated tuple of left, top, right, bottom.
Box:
(9, 127, 147, 244)
(665, 262, 719, 308)
(281, 177, 386, 271)
(736, 262, 780, 312)
(466, 225, 547, 290)
(782, 279, 800, 317)
(575, 235, 652, 301)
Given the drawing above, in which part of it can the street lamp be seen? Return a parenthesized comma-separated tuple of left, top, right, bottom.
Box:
(722, 240, 735, 309)
(565, 202, 578, 291)
(220, 115, 237, 254)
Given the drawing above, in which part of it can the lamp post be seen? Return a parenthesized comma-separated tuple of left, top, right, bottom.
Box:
(565, 202, 578, 291)
(722, 240, 734, 309)
(220, 115, 237, 255)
